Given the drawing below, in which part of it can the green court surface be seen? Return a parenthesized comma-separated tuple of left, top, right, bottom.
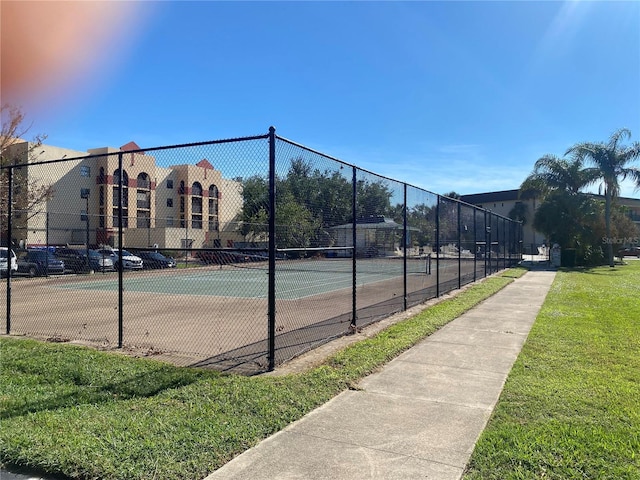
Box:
(54, 260, 430, 300)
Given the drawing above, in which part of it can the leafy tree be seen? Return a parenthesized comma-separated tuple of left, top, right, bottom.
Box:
(406, 203, 436, 246)
(1, 105, 54, 245)
(519, 153, 601, 263)
(356, 178, 393, 219)
(240, 159, 395, 248)
(238, 175, 269, 240)
(565, 128, 640, 266)
(508, 202, 528, 226)
(532, 192, 599, 255)
(442, 191, 461, 200)
(274, 191, 320, 249)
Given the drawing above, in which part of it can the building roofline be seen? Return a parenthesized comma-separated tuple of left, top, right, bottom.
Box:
(460, 189, 521, 204)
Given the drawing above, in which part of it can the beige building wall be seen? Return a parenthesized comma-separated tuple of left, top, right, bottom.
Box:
(166, 162, 244, 249)
(460, 190, 543, 254)
(5, 142, 89, 247)
(5, 141, 244, 250)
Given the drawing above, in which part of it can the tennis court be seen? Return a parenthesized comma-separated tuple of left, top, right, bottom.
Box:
(4, 256, 483, 373)
(52, 257, 432, 300)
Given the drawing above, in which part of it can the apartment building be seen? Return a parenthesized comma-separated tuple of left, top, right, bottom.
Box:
(461, 189, 640, 254)
(460, 189, 542, 253)
(3, 140, 244, 249)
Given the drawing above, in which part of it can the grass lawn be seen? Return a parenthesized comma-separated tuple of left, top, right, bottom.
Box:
(0, 269, 523, 480)
(464, 263, 640, 480)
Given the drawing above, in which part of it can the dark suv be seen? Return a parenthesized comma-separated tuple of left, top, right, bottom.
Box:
(54, 247, 90, 273)
(17, 249, 66, 276)
(133, 251, 177, 269)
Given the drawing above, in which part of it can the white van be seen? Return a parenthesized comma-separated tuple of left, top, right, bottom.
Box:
(0, 247, 18, 277)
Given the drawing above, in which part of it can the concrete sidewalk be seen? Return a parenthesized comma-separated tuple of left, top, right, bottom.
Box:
(205, 269, 556, 480)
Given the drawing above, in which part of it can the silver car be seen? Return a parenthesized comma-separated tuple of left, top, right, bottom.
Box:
(96, 249, 143, 270)
(88, 249, 115, 272)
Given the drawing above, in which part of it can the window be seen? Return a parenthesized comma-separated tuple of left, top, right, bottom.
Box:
(166, 216, 174, 227)
(167, 179, 174, 189)
(137, 211, 150, 228)
(113, 169, 128, 186)
(136, 190, 150, 209)
(192, 181, 203, 197)
(80, 188, 90, 199)
(167, 198, 173, 207)
(192, 196, 203, 228)
(80, 165, 91, 177)
(208, 185, 219, 232)
(137, 172, 150, 189)
(113, 209, 128, 228)
(113, 187, 129, 207)
(191, 196, 202, 214)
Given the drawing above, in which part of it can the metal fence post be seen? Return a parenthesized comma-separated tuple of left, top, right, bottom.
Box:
(403, 183, 407, 311)
(473, 207, 477, 283)
(268, 127, 277, 371)
(351, 166, 357, 329)
(5, 166, 13, 334)
(435, 195, 440, 297)
(457, 201, 461, 290)
(484, 211, 489, 277)
(117, 152, 124, 348)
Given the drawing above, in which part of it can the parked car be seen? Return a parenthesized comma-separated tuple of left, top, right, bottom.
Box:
(1, 247, 18, 277)
(95, 249, 143, 270)
(196, 250, 257, 265)
(133, 251, 176, 269)
(88, 249, 115, 272)
(54, 247, 90, 273)
(617, 246, 640, 258)
(16, 249, 66, 276)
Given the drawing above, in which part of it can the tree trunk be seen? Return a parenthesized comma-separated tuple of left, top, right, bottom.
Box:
(605, 188, 613, 267)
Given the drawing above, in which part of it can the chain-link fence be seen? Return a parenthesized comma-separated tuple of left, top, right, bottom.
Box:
(1, 129, 522, 374)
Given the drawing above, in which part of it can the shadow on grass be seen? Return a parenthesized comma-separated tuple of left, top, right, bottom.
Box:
(1, 360, 205, 420)
(556, 262, 632, 275)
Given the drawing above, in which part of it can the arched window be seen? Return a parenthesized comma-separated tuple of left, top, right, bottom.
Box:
(137, 172, 150, 189)
(113, 169, 128, 186)
(192, 181, 203, 197)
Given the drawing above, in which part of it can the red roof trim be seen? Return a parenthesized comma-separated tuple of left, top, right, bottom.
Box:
(120, 141, 143, 153)
(196, 159, 214, 169)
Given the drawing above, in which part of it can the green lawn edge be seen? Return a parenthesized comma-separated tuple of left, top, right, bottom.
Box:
(1, 269, 521, 480)
(463, 263, 640, 480)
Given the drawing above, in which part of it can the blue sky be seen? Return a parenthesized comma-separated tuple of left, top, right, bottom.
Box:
(5, 1, 640, 197)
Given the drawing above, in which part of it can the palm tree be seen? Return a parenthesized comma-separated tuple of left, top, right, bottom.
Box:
(519, 154, 600, 263)
(520, 154, 599, 198)
(566, 128, 640, 266)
